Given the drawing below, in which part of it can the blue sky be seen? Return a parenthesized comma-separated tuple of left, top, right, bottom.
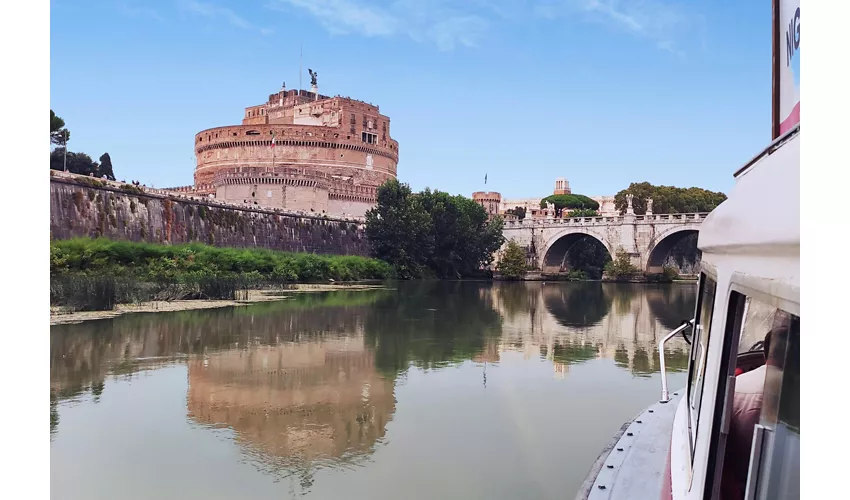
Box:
(50, 0, 771, 197)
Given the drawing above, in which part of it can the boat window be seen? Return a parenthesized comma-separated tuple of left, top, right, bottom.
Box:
(709, 293, 800, 500)
(686, 273, 716, 455)
(750, 311, 799, 500)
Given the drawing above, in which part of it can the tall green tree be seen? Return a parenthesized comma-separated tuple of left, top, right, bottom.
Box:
(613, 182, 727, 215)
(50, 109, 70, 145)
(98, 153, 116, 181)
(365, 180, 505, 279)
(418, 189, 504, 278)
(365, 180, 433, 279)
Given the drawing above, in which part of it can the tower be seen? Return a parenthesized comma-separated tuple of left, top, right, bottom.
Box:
(554, 178, 571, 195)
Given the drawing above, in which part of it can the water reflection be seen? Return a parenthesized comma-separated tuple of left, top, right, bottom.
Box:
(186, 340, 396, 488)
(490, 282, 693, 378)
(51, 282, 696, 499)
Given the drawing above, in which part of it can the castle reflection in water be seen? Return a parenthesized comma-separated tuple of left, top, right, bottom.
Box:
(50, 282, 695, 483)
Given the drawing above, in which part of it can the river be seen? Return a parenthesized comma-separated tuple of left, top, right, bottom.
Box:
(50, 281, 695, 500)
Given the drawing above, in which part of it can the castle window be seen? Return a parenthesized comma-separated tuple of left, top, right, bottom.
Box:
(361, 132, 377, 145)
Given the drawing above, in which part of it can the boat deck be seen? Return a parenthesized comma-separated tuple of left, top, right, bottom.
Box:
(575, 390, 684, 500)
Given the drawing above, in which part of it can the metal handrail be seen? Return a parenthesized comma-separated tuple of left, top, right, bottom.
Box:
(659, 319, 694, 402)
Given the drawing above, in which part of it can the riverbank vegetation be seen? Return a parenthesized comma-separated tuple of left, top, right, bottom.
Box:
(496, 240, 528, 280)
(365, 180, 504, 279)
(50, 238, 393, 311)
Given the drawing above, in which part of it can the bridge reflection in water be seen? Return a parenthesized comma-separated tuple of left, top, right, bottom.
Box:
(50, 282, 695, 497)
(485, 282, 694, 379)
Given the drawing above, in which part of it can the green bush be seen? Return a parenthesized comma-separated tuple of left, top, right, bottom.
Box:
(662, 265, 680, 280)
(496, 240, 528, 280)
(604, 249, 638, 280)
(565, 269, 589, 281)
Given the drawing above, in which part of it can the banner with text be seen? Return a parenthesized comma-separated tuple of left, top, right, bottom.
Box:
(778, 0, 800, 135)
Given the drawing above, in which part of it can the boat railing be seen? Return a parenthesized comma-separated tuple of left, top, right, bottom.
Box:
(659, 319, 694, 402)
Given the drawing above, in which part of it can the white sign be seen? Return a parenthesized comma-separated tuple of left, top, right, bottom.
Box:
(778, 0, 800, 135)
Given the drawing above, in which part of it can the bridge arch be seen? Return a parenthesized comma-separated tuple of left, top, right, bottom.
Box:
(541, 228, 613, 273)
(645, 227, 700, 273)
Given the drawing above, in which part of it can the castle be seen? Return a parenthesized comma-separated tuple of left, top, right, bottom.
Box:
(167, 76, 398, 218)
(473, 178, 617, 220)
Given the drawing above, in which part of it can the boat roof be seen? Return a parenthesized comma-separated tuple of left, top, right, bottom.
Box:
(697, 127, 799, 292)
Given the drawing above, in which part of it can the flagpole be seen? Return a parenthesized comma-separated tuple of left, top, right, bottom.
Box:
(299, 44, 303, 92)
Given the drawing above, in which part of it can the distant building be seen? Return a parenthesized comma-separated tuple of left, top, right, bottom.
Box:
(554, 178, 571, 195)
(166, 79, 399, 218)
(472, 191, 502, 219)
(476, 177, 619, 219)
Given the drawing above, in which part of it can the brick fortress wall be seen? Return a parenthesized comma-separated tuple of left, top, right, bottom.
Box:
(50, 172, 371, 256)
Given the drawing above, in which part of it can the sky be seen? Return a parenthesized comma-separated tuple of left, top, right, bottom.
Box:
(50, 0, 772, 198)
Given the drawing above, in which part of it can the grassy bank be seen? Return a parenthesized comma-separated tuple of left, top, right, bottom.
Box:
(50, 238, 393, 311)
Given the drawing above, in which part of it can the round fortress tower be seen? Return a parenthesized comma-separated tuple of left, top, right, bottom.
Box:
(472, 191, 503, 218)
(185, 81, 399, 217)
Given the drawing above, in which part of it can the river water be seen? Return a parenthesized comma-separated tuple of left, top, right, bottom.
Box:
(50, 282, 695, 500)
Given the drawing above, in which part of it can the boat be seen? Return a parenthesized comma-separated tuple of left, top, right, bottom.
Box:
(575, 1, 800, 499)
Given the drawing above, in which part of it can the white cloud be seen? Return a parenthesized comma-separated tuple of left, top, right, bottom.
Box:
(117, 1, 164, 22)
(537, 0, 694, 55)
(427, 16, 488, 51)
(262, 0, 695, 53)
(267, 0, 492, 51)
(179, 0, 273, 35)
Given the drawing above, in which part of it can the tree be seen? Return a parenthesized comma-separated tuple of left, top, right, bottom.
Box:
(613, 182, 727, 215)
(540, 194, 599, 217)
(506, 206, 526, 220)
(564, 238, 610, 279)
(496, 240, 528, 280)
(50, 148, 100, 176)
(365, 180, 433, 279)
(417, 188, 504, 278)
(98, 153, 116, 181)
(50, 109, 70, 145)
(365, 180, 505, 279)
(604, 249, 638, 279)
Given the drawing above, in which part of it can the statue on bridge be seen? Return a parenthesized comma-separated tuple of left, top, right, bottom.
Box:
(646, 198, 654, 215)
(626, 194, 634, 214)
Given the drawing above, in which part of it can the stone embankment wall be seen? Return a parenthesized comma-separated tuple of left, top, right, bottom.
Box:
(50, 174, 371, 256)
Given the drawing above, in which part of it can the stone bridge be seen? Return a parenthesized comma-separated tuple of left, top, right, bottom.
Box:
(500, 212, 709, 273)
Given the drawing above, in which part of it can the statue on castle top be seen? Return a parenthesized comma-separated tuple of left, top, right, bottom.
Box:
(308, 69, 318, 86)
